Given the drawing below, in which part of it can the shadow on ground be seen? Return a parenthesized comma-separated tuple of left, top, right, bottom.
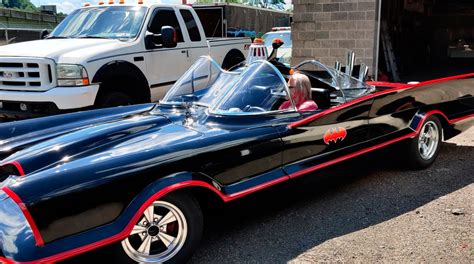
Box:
(64, 142, 473, 263)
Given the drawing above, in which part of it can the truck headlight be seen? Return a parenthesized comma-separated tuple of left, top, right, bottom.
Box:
(57, 64, 90, 86)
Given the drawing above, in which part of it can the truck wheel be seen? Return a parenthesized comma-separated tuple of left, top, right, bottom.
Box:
(116, 192, 203, 263)
(222, 49, 245, 70)
(222, 56, 244, 70)
(407, 115, 442, 169)
(96, 91, 134, 108)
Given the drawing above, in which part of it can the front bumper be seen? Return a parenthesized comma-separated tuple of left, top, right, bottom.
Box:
(0, 85, 99, 119)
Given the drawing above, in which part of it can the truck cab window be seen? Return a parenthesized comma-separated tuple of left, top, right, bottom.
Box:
(180, 9, 201, 42)
(149, 9, 184, 43)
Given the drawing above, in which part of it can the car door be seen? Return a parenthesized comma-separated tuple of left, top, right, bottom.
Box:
(146, 7, 192, 101)
(279, 97, 374, 178)
(179, 9, 209, 64)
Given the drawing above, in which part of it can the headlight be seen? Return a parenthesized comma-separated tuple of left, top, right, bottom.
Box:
(56, 64, 90, 86)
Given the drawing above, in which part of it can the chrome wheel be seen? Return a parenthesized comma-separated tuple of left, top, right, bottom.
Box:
(122, 200, 188, 263)
(418, 120, 439, 160)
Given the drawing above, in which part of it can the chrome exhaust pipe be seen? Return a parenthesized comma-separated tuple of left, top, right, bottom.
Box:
(359, 63, 369, 82)
(345, 50, 355, 76)
(334, 61, 342, 73)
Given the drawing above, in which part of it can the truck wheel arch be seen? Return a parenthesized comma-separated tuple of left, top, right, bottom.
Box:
(221, 49, 245, 70)
(92, 61, 151, 105)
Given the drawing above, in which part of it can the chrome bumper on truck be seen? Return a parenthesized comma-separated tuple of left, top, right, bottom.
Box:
(0, 85, 100, 119)
(0, 57, 99, 119)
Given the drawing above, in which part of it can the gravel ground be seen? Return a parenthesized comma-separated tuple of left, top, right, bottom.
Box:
(66, 126, 473, 263)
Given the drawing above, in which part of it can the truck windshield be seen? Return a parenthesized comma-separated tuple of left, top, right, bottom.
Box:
(49, 6, 147, 40)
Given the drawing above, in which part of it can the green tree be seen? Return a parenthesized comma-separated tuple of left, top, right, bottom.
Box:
(2, 0, 38, 11)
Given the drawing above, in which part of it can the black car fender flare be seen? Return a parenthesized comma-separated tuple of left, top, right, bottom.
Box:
(116, 171, 226, 234)
(409, 108, 450, 135)
(0, 172, 227, 263)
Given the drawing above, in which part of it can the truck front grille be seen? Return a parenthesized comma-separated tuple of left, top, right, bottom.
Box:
(0, 58, 56, 91)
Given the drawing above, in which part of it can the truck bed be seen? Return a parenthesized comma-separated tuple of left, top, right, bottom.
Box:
(208, 37, 250, 42)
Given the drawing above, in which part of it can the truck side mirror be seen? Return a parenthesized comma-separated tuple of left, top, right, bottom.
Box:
(144, 32, 159, 49)
(144, 26, 177, 50)
(161, 26, 177, 48)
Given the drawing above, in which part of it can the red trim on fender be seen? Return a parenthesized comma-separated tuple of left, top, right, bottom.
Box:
(415, 110, 449, 131)
(289, 73, 474, 128)
(414, 110, 473, 131)
(5, 181, 220, 263)
(0, 161, 26, 176)
(449, 113, 474, 124)
(9, 179, 265, 263)
(0, 256, 14, 264)
(14, 176, 294, 263)
(1, 187, 44, 247)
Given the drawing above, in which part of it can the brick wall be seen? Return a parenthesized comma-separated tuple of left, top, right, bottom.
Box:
(292, 0, 378, 76)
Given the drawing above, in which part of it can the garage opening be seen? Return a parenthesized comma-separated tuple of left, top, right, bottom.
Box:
(379, 0, 474, 82)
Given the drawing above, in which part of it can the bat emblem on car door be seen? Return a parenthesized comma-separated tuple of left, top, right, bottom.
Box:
(323, 127, 347, 144)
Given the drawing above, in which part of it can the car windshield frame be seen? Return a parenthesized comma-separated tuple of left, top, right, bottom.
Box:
(48, 6, 148, 40)
(294, 60, 375, 103)
(160, 56, 241, 107)
(210, 60, 297, 116)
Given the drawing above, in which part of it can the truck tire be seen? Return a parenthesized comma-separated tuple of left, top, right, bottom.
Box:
(92, 61, 151, 107)
(96, 91, 134, 108)
(222, 49, 245, 70)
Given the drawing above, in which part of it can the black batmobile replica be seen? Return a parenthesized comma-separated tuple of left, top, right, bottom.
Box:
(0, 55, 472, 263)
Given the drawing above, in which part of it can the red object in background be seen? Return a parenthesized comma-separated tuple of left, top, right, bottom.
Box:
(272, 38, 283, 44)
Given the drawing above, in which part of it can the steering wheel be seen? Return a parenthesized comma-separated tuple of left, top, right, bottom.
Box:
(243, 105, 266, 112)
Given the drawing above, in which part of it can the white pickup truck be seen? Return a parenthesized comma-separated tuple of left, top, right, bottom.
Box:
(0, 3, 249, 119)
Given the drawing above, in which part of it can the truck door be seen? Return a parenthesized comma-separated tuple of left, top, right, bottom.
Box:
(179, 9, 210, 65)
(146, 8, 192, 100)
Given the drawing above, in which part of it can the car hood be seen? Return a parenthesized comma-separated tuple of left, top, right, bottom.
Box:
(0, 39, 132, 63)
(0, 104, 175, 173)
(2, 116, 205, 177)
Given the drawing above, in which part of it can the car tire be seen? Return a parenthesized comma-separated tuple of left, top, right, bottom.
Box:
(111, 192, 203, 263)
(407, 115, 442, 169)
(96, 91, 134, 108)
